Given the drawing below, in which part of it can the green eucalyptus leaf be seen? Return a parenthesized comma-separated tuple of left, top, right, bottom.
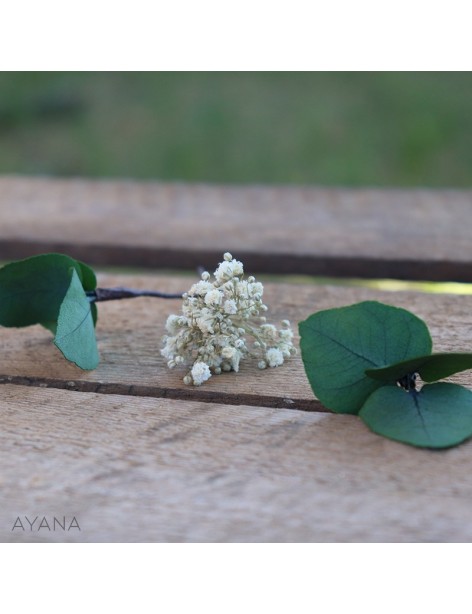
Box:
(76, 260, 97, 293)
(366, 353, 472, 383)
(54, 268, 99, 370)
(0, 253, 97, 330)
(299, 301, 432, 414)
(359, 383, 472, 449)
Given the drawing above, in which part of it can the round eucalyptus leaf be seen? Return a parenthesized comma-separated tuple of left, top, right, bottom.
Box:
(360, 383, 472, 449)
(299, 301, 432, 414)
(0, 253, 96, 330)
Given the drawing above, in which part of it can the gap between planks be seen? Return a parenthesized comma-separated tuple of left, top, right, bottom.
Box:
(0, 374, 326, 413)
(1, 177, 472, 281)
(1, 239, 471, 283)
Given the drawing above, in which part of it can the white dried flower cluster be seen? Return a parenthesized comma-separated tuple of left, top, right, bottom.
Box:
(161, 252, 296, 385)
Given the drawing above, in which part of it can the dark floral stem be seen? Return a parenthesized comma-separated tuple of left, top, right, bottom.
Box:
(86, 287, 183, 302)
(397, 372, 417, 391)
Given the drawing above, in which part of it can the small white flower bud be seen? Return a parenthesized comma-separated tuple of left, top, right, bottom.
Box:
(224, 300, 237, 315)
(222, 346, 236, 359)
(258, 360, 267, 369)
(201, 271, 210, 280)
(191, 362, 212, 386)
(204, 289, 223, 307)
(247, 276, 255, 283)
(266, 348, 284, 368)
(224, 252, 233, 261)
(183, 375, 192, 385)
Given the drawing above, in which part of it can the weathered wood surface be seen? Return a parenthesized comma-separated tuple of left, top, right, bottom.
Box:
(2, 384, 472, 543)
(1, 176, 471, 280)
(1, 176, 472, 543)
(1, 272, 471, 411)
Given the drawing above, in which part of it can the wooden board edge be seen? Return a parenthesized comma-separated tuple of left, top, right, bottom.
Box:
(1, 239, 471, 282)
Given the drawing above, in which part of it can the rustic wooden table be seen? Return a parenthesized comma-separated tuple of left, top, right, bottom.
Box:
(1, 177, 472, 542)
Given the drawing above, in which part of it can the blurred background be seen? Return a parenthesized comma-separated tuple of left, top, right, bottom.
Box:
(0, 71, 470, 186)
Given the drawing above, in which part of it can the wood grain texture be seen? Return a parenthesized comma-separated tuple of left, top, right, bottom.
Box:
(1, 176, 472, 280)
(2, 384, 472, 543)
(1, 272, 472, 411)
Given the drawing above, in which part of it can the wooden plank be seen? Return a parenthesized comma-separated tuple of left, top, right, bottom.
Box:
(2, 384, 472, 542)
(1, 272, 472, 411)
(1, 176, 472, 280)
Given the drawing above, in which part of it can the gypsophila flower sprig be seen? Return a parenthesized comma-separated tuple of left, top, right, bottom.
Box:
(161, 253, 296, 385)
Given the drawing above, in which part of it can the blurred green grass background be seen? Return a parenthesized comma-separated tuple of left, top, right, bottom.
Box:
(0, 72, 471, 186)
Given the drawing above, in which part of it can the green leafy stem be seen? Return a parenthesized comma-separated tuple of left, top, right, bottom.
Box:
(0, 254, 182, 371)
(299, 301, 472, 449)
